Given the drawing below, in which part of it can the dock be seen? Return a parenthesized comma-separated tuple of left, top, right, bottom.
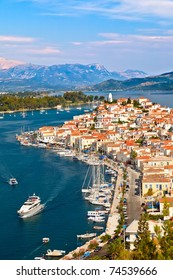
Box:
(104, 160, 123, 236)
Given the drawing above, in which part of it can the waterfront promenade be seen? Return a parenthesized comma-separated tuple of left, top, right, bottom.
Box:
(105, 161, 122, 236)
(61, 159, 122, 260)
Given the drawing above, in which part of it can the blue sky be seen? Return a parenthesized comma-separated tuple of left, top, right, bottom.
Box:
(1, 0, 173, 74)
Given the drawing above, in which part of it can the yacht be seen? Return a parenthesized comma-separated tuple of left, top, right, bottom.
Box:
(9, 178, 18, 185)
(17, 194, 44, 218)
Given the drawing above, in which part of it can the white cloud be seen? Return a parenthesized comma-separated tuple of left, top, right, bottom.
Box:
(98, 32, 173, 44)
(72, 42, 83, 46)
(17, 0, 173, 20)
(0, 35, 35, 43)
(24, 46, 62, 55)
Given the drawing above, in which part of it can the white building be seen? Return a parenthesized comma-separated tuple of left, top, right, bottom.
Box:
(125, 219, 164, 250)
(107, 92, 113, 103)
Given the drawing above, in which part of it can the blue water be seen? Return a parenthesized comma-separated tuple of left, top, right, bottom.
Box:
(0, 92, 173, 260)
(0, 107, 98, 260)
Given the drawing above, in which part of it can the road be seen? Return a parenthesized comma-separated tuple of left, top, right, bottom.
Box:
(126, 167, 142, 224)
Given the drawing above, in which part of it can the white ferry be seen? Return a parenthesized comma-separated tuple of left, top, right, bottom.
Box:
(17, 194, 44, 218)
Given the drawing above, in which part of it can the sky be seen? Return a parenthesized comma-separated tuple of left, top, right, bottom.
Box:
(1, 0, 173, 75)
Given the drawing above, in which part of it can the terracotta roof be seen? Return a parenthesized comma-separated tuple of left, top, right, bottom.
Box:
(159, 197, 173, 203)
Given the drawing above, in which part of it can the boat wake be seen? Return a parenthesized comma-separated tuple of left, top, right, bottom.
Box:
(24, 243, 45, 259)
(42, 200, 67, 214)
(0, 162, 15, 184)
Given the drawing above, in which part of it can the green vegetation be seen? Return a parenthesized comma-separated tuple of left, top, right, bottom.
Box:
(133, 213, 158, 260)
(0, 91, 103, 112)
(130, 149, 137, 159)
(88, 214, 173, 260)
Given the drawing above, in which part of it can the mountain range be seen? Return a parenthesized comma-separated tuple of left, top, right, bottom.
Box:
(0, 57, 173, 92)
(0, 57, 148, 92)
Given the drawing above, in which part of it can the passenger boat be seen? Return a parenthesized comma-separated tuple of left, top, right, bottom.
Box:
(17, 194, 44, 218)
(9, 178, 18, 185)
(46, 249, 66, 257)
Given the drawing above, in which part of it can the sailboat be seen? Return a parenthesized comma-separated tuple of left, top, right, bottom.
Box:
(64, 106, 70, 112)
(81, 163, 112, 207)
(0, 113, 4, 119)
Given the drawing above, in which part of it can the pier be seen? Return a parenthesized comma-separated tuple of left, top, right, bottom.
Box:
(104, 160, 122, 236)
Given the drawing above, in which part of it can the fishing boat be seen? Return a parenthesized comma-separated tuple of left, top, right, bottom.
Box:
(77, 233, 96, 239)
(9, 178, 18, 185)
(17, 194, 44, 218)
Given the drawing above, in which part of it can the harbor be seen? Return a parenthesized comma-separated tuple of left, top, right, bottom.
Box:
(1, 92, 173, 260)
(0, 107, 102, 260)
(0, 105, 132, 260)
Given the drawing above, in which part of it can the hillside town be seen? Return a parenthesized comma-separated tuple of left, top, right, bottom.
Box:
(16, 94, 173, 259)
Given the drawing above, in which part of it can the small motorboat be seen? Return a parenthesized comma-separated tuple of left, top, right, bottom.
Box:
(42, 237, 50, 243)
(77, 233, 96, 239)
(9, 178, 18, 185)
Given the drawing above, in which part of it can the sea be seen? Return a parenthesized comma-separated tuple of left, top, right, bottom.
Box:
(0, 91, 173, 260)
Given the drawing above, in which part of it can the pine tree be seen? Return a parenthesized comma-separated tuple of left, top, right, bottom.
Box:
(133, 213, 158, 259)
(159, 220, 173, 259)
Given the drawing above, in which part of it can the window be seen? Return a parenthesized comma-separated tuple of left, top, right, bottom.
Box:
(149, 184, 152, 189)
(145, 184, 148, 188)
(156, 184, 159, 188)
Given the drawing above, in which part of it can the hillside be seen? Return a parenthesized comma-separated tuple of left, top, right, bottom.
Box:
(91, 72, 173, 91)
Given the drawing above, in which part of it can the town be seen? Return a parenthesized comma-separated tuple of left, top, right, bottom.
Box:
(16, 94, 173, 259)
